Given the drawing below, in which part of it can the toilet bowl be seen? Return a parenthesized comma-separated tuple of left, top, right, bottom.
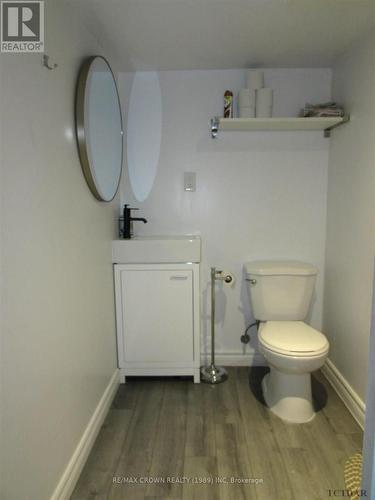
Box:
(258, 321, 329, 423)
(245, 260, 330, 424)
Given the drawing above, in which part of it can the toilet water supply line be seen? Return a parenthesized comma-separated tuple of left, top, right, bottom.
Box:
(242, 275, 260, 343)
(241, 320, 260, 344)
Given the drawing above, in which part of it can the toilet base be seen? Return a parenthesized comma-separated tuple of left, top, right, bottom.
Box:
(262, 368, 315, 423)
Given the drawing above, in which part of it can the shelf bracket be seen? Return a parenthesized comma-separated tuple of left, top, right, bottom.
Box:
(324, 114, 350, 138)
(211, 117, 220, 139)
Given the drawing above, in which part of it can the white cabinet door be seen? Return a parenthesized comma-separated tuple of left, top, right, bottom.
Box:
(119, 268, 194, 363)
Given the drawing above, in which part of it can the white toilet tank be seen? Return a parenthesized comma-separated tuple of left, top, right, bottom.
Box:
(245, 260, 317, 321)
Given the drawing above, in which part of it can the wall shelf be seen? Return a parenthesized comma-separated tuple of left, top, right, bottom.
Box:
(210, 115, 350, 139)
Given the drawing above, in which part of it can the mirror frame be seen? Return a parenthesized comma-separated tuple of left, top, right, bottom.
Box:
(75, 55, 123, 202)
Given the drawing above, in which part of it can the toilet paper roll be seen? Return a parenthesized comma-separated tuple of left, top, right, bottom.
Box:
(256, 88, 273, 117)
(246, 70, 264, 90)
(239, 105, 255, 118)
(238, 88, 256, 107)
(221, 271, 235, 287)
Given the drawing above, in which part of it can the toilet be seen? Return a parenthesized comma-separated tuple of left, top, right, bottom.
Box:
(245, 260, 329, 423)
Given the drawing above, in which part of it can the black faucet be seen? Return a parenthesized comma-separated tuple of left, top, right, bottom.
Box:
(122, 204, 147, 239)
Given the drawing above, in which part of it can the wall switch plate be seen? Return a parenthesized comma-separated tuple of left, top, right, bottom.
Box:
(184, 172, 196, 192)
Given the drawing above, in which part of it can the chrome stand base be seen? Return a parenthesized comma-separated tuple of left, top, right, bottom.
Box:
(200, 364, 228, 384)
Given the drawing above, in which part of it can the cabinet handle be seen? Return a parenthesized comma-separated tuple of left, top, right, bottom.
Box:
(170, 275, 188, 280)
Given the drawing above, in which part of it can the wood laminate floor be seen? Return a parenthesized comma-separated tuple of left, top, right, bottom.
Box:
(71, 367, 363, 500)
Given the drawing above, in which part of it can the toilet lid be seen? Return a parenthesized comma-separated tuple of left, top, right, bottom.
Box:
(259, 321, 329, 356)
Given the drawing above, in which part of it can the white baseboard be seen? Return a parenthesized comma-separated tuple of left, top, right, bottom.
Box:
(200, 351, 266, 367)
(321, 359, 365, 429)
(50, 369, 120, 500)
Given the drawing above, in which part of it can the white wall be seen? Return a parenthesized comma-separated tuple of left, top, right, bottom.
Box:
(120, 68, 331, 362)
(0, 1, 120, 498)
(324, 29, 375, 402)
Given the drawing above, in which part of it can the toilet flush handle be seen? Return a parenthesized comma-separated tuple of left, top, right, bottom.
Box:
(246, 278, 257, 285)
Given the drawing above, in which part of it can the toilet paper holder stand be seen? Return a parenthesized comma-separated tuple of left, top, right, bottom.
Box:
(200, 267, 233, 384)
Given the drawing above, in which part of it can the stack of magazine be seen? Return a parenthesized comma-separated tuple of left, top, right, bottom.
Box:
(300, 102, 345, 118)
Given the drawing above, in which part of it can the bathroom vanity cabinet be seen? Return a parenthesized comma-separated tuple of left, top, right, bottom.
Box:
(112, 237, 201, 383)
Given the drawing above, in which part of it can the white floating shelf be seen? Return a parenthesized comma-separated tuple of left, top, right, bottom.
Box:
(210, 116, 349, 138)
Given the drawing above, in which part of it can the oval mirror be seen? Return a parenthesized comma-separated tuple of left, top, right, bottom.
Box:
(75, 56, 123, 202)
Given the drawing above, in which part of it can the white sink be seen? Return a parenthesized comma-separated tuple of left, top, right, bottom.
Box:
(112, 235, 201, 264)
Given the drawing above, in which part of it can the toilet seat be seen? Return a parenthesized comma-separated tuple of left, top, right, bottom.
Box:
(259, 321, 329, 357)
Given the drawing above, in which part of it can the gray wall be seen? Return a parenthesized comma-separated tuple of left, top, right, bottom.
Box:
(120, 68, 331, 364)
(0, 1, 120, 498)
(324, 28, 375, 401)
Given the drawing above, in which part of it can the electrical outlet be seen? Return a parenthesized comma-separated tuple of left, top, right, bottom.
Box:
(184, 172, 196, 192)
